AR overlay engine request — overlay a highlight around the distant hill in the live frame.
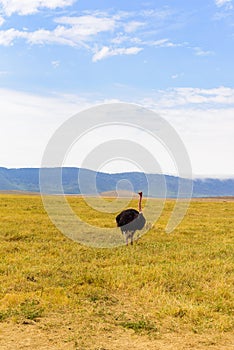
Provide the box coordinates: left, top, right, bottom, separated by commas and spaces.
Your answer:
0, 167, 233, 198
100, 190, 138, 198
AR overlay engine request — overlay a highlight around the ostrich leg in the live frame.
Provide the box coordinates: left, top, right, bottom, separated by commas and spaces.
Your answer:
126, 232, 129, 246
130, 231, 135, 245
122, 231, 128, 246
125, 231, 131, 246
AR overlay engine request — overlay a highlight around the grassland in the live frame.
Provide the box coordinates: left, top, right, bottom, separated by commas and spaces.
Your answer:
0, 194, 233, 349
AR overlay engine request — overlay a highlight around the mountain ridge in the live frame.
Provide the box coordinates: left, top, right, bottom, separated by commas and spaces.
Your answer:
0, 167, 233, 198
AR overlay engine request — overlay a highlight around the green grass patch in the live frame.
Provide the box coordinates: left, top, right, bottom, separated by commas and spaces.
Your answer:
120, 319, 158, 333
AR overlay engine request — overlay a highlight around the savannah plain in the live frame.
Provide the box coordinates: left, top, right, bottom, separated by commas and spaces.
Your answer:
0, 194, 233, 349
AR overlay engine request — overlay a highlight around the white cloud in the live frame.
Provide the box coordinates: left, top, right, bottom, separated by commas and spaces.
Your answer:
111, 34, 130, 44
193, 47, 214, 56
139, 89, 234, 176
0, 28, 25, 45
0, 15, 5, 26
0, 0, 75, 16
0, 14, 117, 47
111, 33, 142, 45
51, 60, 60, 68
215, 0, 233, 8
141, 8, 173, 20
124, 21, 145, 33
149, 40, 212, 56
0, 88, 91, 167
0, 87, 233, 176
26, 27, 77, 46
140, 86, 234, 108
0, 26, 88, 47
151, 38, 169, 46
162, 107, 234, 177
54, 15, 116, 37
92, 46, 143, 62
178, 86, 234, 105
0, 27, 68, 46
171, 73, 184, 80
147, 38, 185, 48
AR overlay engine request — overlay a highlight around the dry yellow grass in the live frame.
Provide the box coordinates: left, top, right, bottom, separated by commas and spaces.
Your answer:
0, 194, 233, 349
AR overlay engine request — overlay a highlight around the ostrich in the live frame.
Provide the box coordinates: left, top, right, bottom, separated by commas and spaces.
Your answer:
116, 192, 146, 246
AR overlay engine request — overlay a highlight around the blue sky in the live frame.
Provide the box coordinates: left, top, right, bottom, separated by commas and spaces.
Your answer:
0, 0, 233, 177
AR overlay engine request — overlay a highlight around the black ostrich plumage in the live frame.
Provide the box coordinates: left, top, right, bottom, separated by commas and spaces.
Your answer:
116, 208, 145, 234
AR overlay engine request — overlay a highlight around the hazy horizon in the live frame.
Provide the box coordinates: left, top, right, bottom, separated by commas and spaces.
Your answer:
1, 165, 233, 180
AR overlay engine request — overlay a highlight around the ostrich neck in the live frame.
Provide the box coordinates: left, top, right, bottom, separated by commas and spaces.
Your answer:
138, 195, 142, 212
